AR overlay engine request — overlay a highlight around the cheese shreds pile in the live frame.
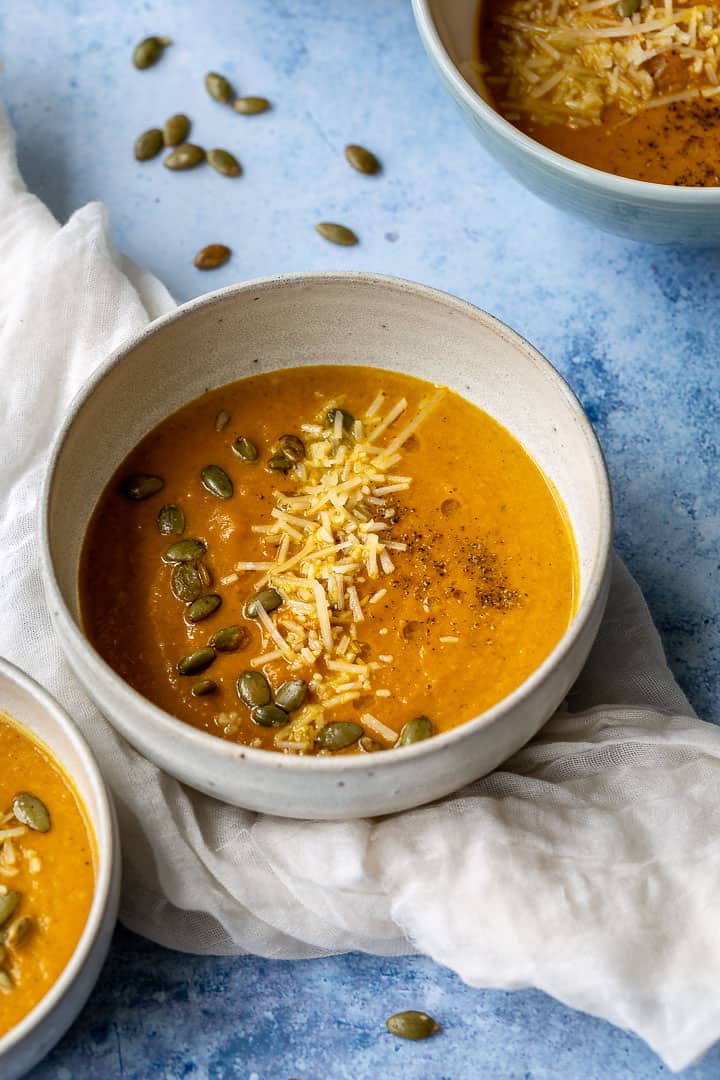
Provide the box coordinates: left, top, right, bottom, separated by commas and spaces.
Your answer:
0, 811, 41, 879
484, 0, 720, 127
224, 387, 445, 753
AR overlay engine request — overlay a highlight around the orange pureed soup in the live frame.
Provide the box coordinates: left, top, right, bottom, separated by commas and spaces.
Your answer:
478, 0, 720, 185
0, 713, 95, 1037
79, 366, 577, 756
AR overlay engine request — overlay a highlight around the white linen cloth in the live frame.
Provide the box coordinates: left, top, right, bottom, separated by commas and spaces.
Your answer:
1, 104, 720, 1072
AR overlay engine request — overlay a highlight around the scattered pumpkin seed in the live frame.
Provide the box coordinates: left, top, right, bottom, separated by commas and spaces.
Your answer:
326, 408, 354, 432
245, 588, 282, 618
6, 916, 34, 949
177, 647, 216, 675
210, 625, 248, 652
164, 144, 206, 170
205, 71, 233, 104
251, 703, 289, 727
359, 736, 382, 753
232, 436, 258, 461
171, 562, 203, 603
232, 96, 271, 115
194, 244, 231, 270
386, 1011, 440, 1040
316, 721, 363, 751
208, 148, 242, 177
186, 593, 222, 623
345, 144, 381, 175
201, 464, 233, 499
315, 222, 358, 246
132, 35, 172, 70
267, 452, 292, 473
617, 0, 641, 15
157, 504, 185, 536
121, 474, 164, 500
192, 678, 218, 697
278, 434, 305, 463
164, 113, 191, 146
134, 128, 164, 161
0, 969, 12, 993
13, 793, 50, 833
237, 670, 271, 708
215, 410, 231, 432
397, 715, 434, 747
165, 537, 207, 563
0, 892, 20, 927
274, 679, 307, 713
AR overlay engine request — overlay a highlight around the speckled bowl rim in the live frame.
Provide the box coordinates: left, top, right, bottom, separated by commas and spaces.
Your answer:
40, 270, 613, 774
0, 657, 118, 1058
412, 0, 720, 203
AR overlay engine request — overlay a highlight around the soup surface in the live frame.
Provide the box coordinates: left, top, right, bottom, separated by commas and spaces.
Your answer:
80, 365, 577, 756
0, 713, 95, 1037
478, 0, 720, 185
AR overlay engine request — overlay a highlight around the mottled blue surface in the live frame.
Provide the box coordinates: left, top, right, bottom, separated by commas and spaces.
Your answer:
3, 0, 720, 1077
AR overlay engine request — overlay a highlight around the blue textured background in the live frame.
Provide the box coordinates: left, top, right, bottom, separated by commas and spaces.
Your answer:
2, 0, 719, 1077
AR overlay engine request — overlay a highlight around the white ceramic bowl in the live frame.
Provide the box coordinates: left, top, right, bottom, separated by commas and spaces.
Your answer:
0, 658, 120, 1080
41, 272, 612, 820
412, 0, 720, 244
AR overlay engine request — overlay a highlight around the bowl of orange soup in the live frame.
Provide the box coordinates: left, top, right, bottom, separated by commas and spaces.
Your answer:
412, 0, 720, 244
40, 272, 611, 819
0, 657, 119, 1080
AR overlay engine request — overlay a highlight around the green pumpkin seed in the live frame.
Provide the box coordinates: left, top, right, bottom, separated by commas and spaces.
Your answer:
177, 647, 216, 675
164, 144, 206, 170
251, 704, 289, 728
210, 625, 248, 653
13, 793, 50, 832
215, 410, 231, 432
171, 563, 203, 603
164, 113, 191, 146
186, 593, 222, 623
201, 464, 233, 499
316, 721, 363, 751
232, 436, 258, 461
359, 736, 382, 753
0, 892, 20, 927
0, 969, 12, 992
121, 474, 164, 500
396, 715, 434, 747
192, 678, 218, 697
134, 128, 164, 161
194, 244, 231, 270
345, 144, 381, 175
267, 452, 292, 473
278, 434, 305, 463
326, 408, 355, 433
245, 588, 282, 618
6, 916, 34, 949
165, 538, 207, 563
205, 71, 233, 104
617, 0, 640, 14
157, 504, 185, 536
315, 222, 358, 246
132, 35, 172, 70
386, 1011, 440, 1040
208, 148, 242, 177
274, 679, 307, 713
237, 670, 271, 708
232, 96, 271, 115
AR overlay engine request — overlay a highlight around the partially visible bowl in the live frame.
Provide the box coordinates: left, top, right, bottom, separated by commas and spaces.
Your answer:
41, 271, 612, 820
412, 0, 720, 245
0, 657, 119, 1080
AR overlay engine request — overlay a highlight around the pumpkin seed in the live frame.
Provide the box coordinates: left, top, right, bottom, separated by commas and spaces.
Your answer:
386, 1011, 440, 1040
267, 452, 292, 473
192, 678, 218, 697
316, 721, 363, 751
215, 410, 231, 432
121, 474, 164, 500
6, 916, 34, 949
278, 434, 305, 463
0, 892, 20, 927
345, 144, 381, 175
236, 670, 271, 708
194, 244, 231, 270
326, 408, 354, 432
396, 715, 433, 747
164, 144, 206, 170
205, 71, 233, 104
245, 588, 282, 618
210, 625, 248, 652
132, 35, 171, 70
157, 504, 185, 536
164, 113, 191, 146
315, 222, 358, 246
177, 647, 216, 675
186, 593, 222, 623
232, 436, 258, 461
201, 464, 233, 499
171, 563, 203, 603
232, 96, 271, 115
13, 793, 50, 832
251, 703, 289, 727
0, 969, 12, 992
359, 736, 382, 753
208, 148, 242, 177
165, 538, 207, 563
617, 0, 640, 14
274, 679, 307, 713
134, 128, 164, 161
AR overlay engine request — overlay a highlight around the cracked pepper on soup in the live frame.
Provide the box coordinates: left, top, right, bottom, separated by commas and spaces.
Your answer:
476, 0, 720, 186
79, 365, 577, 756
